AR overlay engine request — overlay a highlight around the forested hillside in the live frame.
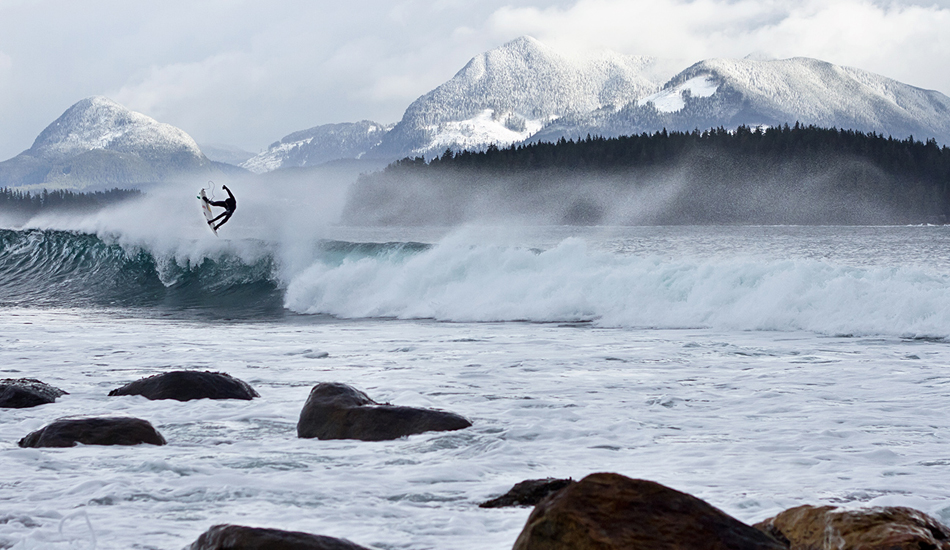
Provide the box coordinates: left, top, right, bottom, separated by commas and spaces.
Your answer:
343, 125, 950, 226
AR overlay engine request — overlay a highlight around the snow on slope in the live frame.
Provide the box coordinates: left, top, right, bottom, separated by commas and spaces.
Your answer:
242, 121, 393, 173
560, 57, 950, 143
30, 96, 204, 161
369, 36, 681, 159
637, 75, 719, 113
691, 57, 950, 134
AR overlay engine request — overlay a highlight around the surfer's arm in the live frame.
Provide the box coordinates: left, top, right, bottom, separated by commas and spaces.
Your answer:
223, 185, 234, 200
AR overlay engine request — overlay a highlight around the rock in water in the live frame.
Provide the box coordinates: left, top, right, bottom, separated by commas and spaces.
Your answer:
188, 524, 371, 550
18, 417, 167, 448
512, 473, 787, 550
296, 382, 472, 441
480, 478, 575, 508
0, 378, 67, 408
109, 371, 259, 401
753, 504, 950, 550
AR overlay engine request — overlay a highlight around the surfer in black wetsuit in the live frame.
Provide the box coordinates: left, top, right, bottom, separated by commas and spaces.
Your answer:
204, 184, 236, 231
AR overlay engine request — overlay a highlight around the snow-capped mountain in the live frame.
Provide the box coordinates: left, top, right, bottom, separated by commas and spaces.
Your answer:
367, 36, 681, 159
0, 96, 226, 190
533, 56, 950, 144
241, 120, 393, 174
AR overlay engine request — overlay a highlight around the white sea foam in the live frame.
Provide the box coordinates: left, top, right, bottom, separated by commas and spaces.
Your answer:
285, 231, 950, 338
3, 308, 950, 549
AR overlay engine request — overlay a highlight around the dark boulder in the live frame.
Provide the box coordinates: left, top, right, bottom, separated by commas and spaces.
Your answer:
753, 504, 950, 550
296, 382, 471, 441
18, 416, 167, 448
480, 478, 575, 508
512, 472, 787, 550
0, 378, 67, 408
108, 370, 259, 401
188, 524, 371, 550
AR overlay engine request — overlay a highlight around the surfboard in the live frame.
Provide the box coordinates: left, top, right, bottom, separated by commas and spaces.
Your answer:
198, 189, 218, 236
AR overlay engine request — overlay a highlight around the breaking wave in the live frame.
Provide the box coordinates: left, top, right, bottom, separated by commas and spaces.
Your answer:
284, 234, 950, 338
3, 228, 949, 336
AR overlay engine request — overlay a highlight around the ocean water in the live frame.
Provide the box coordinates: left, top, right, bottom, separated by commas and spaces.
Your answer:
2, 220, 950, 549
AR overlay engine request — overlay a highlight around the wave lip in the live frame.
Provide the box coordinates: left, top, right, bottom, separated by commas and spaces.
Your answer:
285, 236, 950, 338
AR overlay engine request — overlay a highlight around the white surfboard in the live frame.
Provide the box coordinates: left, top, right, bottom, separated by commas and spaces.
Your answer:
198, 189, 218, 236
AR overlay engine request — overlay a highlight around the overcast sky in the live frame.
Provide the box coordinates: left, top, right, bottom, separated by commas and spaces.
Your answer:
1, 0, 949, 160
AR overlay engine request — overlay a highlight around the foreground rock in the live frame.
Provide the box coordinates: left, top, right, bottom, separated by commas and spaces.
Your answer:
109, 371, 259, 401
513, 473, 786, 550
18, 417, 167, 448
754, 504, 950, 550
480, 478, 574, 508
297, 382, 472, 441
0, 378, 67, 408
188, 524, 371, 550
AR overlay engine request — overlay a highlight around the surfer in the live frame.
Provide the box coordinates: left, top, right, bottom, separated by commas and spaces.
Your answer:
203, 184, 236, 231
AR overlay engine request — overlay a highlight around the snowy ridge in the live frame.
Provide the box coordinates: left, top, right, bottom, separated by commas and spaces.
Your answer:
369, 36, 680, 159
550, 56, 950, 143
688, 57, 950, 134
30, 96, 204, 161
242, 120, 393, 173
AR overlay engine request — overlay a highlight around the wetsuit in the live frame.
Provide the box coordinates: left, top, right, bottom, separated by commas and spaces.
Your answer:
205, 185, 236, 230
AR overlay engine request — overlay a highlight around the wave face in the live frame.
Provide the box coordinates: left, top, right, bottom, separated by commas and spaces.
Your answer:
0, 229, 283, 316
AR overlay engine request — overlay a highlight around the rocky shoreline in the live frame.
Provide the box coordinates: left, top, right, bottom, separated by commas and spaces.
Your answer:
6, 373, 950, 549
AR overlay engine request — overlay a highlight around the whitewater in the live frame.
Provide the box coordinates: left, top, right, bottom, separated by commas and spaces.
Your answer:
2, 192, 950, 549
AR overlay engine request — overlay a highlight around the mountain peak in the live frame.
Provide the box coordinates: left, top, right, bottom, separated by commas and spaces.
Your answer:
30, 96, 203, 161
370, 37, 677, 159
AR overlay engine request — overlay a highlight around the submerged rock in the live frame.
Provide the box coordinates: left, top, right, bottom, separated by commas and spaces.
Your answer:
18, 416, 167, 448
512, 472, 787, 550
108, 370, 259, 401
296, 382, 472, 441
753, 504, 950, 550
480, 478, 575, 508
0, 378, 67, 408
188, 524, 371, 550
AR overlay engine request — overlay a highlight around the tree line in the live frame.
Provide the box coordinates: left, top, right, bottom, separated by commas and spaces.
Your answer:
390, 124, 950, 183
0, 187, 143, 215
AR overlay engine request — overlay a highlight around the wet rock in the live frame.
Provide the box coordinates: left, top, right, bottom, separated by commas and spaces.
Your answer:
0, 378, 67, 408
108, 370, 259, 401
17, 416, 167, 448
753, 504, 950, 550
512, 472, 787, 550
187, 524, 371, 550
480, 478, 575, 508
296, 382, 472, 441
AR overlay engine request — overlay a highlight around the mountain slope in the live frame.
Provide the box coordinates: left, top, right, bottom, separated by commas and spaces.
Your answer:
241, 120, 393, 174
0, 96, 218, 190
534, 57, 950, 143
368, 36, 680, 159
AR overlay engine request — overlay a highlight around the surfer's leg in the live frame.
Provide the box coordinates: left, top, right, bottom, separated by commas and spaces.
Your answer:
209, 211, 227, 223
213, 211, 233, 230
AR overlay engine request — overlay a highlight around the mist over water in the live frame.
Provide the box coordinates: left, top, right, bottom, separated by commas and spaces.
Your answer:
343, 153, 917, 226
